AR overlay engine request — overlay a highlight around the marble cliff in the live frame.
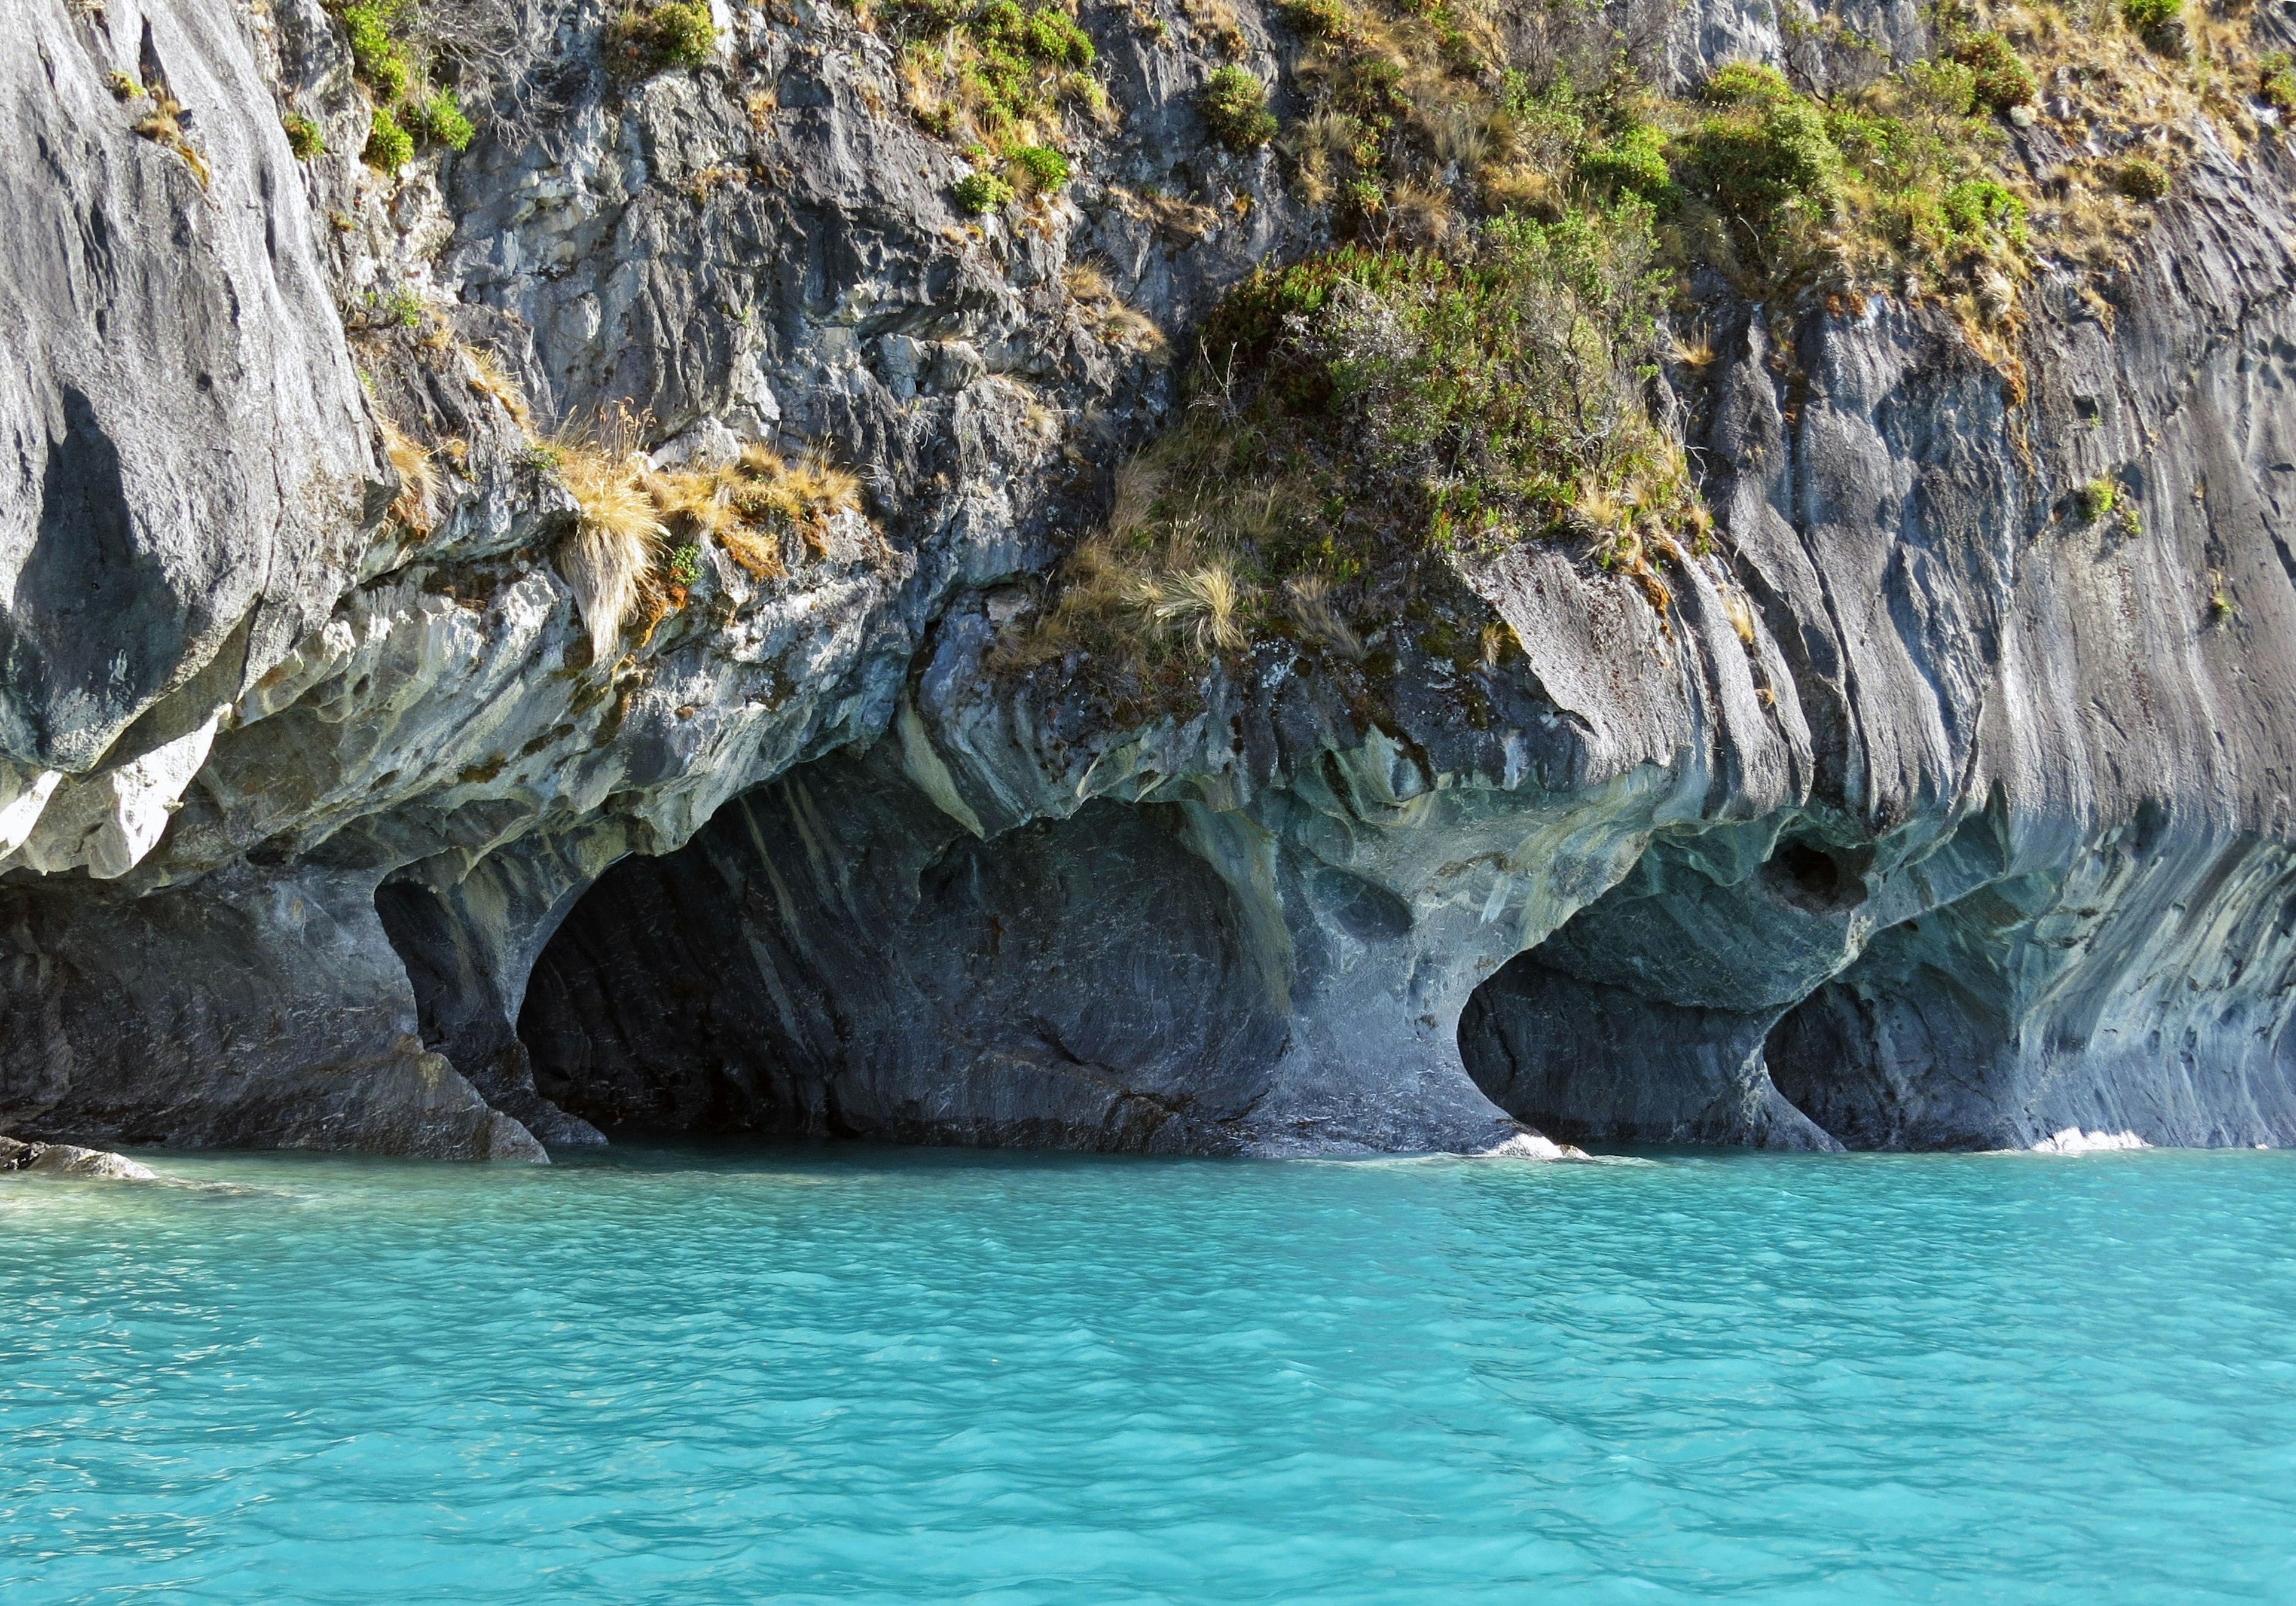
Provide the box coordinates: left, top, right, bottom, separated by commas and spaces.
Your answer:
5, 0, 2296, 1159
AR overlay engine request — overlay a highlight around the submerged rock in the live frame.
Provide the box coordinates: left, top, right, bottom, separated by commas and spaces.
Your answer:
0, 1136, 159, 1180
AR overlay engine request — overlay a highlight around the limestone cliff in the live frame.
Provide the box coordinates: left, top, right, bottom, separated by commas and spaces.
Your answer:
4, 0, 2295, 1159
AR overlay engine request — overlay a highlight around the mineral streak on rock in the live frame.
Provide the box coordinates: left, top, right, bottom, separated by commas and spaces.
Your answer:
4, 0, 2296, 1159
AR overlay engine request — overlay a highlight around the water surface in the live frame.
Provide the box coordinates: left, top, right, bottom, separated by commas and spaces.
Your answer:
5, 1142, 2294, 1603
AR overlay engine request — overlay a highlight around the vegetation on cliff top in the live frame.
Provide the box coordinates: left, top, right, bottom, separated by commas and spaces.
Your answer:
1002, 0, 2289, 699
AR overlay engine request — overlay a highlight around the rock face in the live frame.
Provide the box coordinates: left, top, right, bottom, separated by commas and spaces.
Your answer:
3, 0, 2296, 1159
0, 1134, 159, 1180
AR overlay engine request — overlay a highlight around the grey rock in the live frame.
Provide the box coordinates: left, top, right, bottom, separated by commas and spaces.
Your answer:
0, 1135, 159, 1179
5, 0, 2296, 1162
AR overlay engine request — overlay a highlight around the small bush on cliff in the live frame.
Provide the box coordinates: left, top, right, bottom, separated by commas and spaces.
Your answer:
1009, 144, 1070, 191
2079, 477, 2118, 521
363, 105, 414, 170
1677, 65, 1846, 243
2115, 157, 2170, 200
2262, 53, 2296, 114
282, 114, 326, 160
1007, 199, 1691, 679
1200, 66, 1277, 149
343, 1, 414, 101
2121, 0, 2185, 51
1950, 33, 2037, 114
954, 170, 1015, 213
606, 1, 717, 74
406, 88, 474, 151
889, 0, 1100, 152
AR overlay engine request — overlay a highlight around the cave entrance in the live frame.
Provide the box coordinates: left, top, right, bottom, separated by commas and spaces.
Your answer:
1457, 829, 1873, 1150
512, 749, 1287, 1151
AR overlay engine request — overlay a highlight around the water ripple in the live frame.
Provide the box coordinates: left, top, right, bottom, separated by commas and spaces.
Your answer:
4, 1145, 2294, 1602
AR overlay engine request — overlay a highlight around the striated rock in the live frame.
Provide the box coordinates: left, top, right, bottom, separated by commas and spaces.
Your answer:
3, 0, 2296, 1163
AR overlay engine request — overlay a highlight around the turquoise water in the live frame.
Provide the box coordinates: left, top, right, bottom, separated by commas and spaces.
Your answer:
5, 1144, 2295, 1604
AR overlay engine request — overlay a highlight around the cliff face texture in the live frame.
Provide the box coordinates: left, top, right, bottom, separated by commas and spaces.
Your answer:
5, 0, 2295, 1159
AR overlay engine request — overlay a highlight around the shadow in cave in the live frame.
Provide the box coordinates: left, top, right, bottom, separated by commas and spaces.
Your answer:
1458, 827, 1877, 1151
511, 749, 1289, 1152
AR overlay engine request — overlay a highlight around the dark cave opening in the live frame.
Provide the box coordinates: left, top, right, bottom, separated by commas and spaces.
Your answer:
1457, 830, 1883, 1150
506, 752, 1289, 1151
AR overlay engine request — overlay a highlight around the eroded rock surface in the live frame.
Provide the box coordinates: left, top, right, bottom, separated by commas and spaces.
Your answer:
2, 0, 2295, 1159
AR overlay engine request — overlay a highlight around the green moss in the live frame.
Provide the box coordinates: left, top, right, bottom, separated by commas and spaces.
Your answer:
954, 170, 1016, 212
407, 88, 474, 151
1200, 65, 1277, 149
667, 544, 704, 587
362, 105, 413, 171
605, 1, 716, 76
2121, 0, 2180, 29
282, 114, 326, 160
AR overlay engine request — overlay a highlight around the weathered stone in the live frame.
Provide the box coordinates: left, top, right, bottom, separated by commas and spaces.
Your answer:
4, 0, 2296, 1162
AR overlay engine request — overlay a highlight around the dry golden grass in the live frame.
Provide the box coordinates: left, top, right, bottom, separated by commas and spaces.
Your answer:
1181, 0, 1247, 58
462, 344, 532, 430
1388, 180, 1458, 246
554, 439, 667, 659
1669, 327, 1718, 370
1102, 304, 1168, 354
380, 419, 436, 534
1286, 572, 1365, 660
1478, 621, 1514, 670
132, 91, 210, 189
1142, 560, 1247, 655
1062, 262, 1111, 302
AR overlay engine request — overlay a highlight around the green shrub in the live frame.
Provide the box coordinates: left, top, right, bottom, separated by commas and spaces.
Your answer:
2078, 477, 2117, 521
1009, 145, 1070, 191
407, 88, 475, 151
1940, 179, 2026, 249
1905, 57, 1981, 117
2260, 52, 2296, 113
1679, 63, 1844, 236
954, 170, 1015, 212
282, 114, 326, 160
1274, 0, 1352, 41
1577, 123, 1672, 203
934, 4, 1096, 136
1196, 201, 1680, 555
1950, 33, 2037, 112
2121, 0, 2184, 50
2115, 157, 2170, 200
342, 2, 413, 101
1200, 65, 1277, 149
606, 1, 717, 75
363, 105, 413, 170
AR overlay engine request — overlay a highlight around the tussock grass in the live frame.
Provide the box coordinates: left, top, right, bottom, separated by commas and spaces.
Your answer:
461, 344, 531, 429
553, 436, 668, 660
380, 418, 437, 533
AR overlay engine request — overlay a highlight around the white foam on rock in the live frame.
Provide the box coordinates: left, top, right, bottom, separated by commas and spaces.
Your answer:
2029, 1128, 2151, 1155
